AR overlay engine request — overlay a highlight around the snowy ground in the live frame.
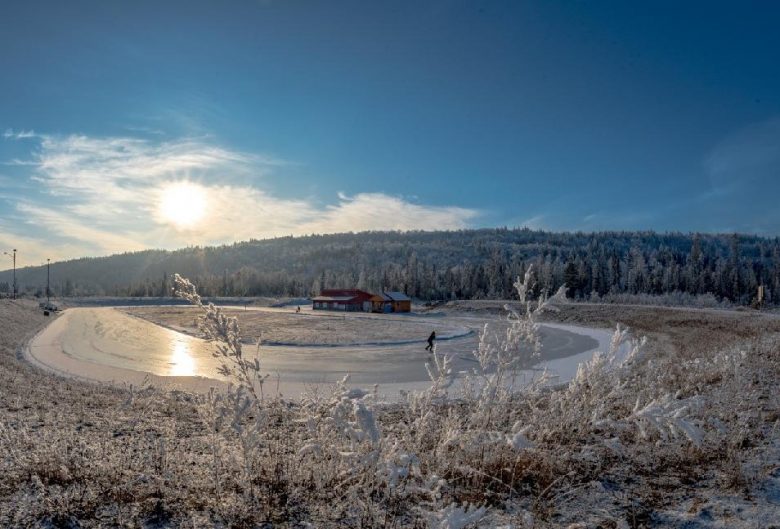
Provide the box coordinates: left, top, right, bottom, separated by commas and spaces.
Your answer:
2, 298, 779, 527
123, 304, 473, 346
26, 306, 605, 400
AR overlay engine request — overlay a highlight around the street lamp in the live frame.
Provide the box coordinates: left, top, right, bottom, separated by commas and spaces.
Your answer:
46, 258, 51, 304
3, 249, 16, 300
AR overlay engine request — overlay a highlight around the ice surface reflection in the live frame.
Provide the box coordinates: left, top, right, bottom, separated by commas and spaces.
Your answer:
169, 340, 196, 376
32, 308, 607, 400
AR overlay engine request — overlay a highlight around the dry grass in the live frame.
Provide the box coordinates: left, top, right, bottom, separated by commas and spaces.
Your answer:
540, 302, 780, 358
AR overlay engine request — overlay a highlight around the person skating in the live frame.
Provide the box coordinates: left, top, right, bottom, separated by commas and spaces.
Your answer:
425, 330, 436, 352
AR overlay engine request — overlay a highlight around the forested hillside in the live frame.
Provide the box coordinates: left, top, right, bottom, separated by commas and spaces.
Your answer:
2, 229, 778, 305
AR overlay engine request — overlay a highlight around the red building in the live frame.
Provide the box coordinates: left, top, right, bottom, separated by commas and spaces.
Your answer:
312, 289, 381, 312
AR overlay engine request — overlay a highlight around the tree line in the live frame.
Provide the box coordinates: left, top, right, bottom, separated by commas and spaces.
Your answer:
2, 229, 778, 305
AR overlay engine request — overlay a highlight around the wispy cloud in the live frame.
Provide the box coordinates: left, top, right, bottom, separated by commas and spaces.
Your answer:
684, 116, 780, 233
535, 117, 780, 235
1, 132, 479, 262
0, 220, 88, 265
704, 116, 780, 190
302, 192, 477, 234
16, 203, 148, 255
3, 128, 38, 140
1, 159, 39, 166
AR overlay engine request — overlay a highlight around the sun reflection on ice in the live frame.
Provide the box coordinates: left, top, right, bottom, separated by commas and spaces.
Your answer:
169, 340, 196, 376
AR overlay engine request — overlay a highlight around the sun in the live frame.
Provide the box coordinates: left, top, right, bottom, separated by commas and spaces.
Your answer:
159, 182, 207, 228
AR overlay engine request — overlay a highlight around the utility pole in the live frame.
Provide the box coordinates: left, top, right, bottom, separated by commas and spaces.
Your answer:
3, 249, 16, 300
47, 258, 51, 304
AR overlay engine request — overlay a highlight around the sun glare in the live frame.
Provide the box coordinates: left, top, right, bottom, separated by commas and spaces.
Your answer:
159, 182, 207, 228
169, 340, 196, 376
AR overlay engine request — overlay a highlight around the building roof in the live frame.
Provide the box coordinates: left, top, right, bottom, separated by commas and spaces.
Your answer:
320, 289, 373, 298
312, 296, 355, 302
382, 291, 411, 301
314, 289, 377, 303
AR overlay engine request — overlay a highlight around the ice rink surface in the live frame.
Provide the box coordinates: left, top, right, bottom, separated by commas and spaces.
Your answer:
26, 306, 610, 399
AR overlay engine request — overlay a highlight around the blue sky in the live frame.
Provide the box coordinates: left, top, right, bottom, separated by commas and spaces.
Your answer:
1, 1, 779, 264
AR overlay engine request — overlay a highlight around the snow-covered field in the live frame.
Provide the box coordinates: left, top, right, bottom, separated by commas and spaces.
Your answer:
2, 289, 779, 528
25, 305, 604, 399
123, 304, 474, 346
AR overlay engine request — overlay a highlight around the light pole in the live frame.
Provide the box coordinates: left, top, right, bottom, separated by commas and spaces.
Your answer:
3, 249, 16, 300
46, 258, 51, 304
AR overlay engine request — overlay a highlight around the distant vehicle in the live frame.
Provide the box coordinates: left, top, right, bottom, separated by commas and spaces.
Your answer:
39, 301, 60, 312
